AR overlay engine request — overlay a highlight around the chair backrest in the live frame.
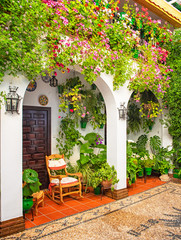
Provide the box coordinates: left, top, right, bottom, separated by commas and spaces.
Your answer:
45, 154, 66, 179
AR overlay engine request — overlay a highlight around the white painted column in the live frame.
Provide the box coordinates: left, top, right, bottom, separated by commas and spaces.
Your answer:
96, 74, 132, 190
0, 75, 28, 221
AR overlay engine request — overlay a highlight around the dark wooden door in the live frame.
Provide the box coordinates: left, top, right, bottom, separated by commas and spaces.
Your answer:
23, 106, 51, 189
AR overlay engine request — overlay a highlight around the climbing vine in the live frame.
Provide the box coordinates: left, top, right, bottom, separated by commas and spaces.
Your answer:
163, 29, 181, 166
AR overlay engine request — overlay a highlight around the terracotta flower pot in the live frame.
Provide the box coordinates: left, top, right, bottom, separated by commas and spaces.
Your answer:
101, 180, 112, 189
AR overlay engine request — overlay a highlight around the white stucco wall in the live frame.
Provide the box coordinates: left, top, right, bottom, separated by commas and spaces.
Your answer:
23, 70, 105, 159
0, 74, 28, 221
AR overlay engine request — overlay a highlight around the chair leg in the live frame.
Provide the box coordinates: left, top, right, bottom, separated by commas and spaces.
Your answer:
60, 188, 64, 203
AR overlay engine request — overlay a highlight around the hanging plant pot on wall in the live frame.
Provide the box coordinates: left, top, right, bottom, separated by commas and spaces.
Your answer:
91, 84, 97, 90
99, 124, 104, 129
80, 120, 87, 129
57, 85, 64, 94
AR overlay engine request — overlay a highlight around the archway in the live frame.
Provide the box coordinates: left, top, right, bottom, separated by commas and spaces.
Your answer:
0, 69, 133, 233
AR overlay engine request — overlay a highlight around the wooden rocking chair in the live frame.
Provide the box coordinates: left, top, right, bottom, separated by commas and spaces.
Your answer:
45, 154, 82, 204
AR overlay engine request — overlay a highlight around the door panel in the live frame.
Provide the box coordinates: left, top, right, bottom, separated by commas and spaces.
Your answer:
23, 106, 51, 189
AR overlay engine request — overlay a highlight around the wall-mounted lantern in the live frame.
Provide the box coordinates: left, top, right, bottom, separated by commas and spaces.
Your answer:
5, 86, 21, 114
118, 102, 127, 120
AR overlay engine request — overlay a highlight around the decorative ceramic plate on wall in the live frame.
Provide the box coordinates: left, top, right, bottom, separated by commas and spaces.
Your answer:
26, 80, 37, 92
39, 95, 48, 106
41, 71, 51, 83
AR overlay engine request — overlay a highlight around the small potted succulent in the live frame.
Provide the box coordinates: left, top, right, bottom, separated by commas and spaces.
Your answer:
23, 169, 41, 212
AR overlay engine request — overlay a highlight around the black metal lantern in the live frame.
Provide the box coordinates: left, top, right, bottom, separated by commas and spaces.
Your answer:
49, 75, 58, 87
118, 102, 127, 120
5, 86, 21, 114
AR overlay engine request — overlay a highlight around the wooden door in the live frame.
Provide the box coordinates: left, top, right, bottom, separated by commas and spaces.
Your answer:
23, 106, 51, 189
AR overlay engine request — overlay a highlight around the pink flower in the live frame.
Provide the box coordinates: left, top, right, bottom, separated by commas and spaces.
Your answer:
70, 109, 74, 113
58, 116, 61, 118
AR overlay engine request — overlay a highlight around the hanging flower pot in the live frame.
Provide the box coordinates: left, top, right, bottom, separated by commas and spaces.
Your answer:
68, 104, 74, 112
91, 84, 97, 90
57, 85, 64, 94
99, 124, 104, 129
131, 49, 140, 59
80, 120, 87, 129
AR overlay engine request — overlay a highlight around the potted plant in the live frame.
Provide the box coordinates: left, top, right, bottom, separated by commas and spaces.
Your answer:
156, 158, 174, 175
143, 154, 155, 176
23, 169, 41, 213
90, 163, 119, 192
127, 142, 140, 184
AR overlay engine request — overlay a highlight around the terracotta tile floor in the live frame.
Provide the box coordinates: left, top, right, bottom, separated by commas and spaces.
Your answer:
25, 176, 166, 229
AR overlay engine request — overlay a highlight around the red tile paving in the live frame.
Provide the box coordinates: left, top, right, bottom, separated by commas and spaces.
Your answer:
25, 176, 166, 229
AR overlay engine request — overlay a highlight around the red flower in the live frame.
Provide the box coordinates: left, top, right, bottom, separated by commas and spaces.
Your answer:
169, 39, 172, 42
116, 7, 119, 11
67, 68, 70, 73
70, 109, 74, 113
85, 3, 88, 7
97, 32, 102, 35
102, 7, 105, 10
54, 71, 57, 76
100, 19, 104, 22
97, 24, 102, 27
95, 7, 99, 11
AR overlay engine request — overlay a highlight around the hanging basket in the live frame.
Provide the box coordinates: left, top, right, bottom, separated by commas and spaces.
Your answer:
57, 85, 64, 94
80, 120, 87, 129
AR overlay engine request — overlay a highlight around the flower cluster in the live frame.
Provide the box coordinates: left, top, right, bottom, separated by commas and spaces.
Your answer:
0, 0, 173, 105
95, 135, 103, 145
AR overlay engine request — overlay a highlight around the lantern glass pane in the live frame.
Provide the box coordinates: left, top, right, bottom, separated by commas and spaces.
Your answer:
12, 99, 18, 111
6, 99, 11, 111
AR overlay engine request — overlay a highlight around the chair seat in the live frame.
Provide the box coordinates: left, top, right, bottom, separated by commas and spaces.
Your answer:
51, 177, 79, 186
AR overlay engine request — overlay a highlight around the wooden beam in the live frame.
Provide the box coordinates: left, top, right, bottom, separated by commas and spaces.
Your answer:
133, 0, 181, 28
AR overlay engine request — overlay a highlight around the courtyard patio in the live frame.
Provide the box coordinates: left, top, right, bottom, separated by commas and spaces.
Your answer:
25, 175, 166, 229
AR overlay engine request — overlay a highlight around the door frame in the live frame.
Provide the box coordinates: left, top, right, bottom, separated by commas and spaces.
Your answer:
23, 105, 51, 159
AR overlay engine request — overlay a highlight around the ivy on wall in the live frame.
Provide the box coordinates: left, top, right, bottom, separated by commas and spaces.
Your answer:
164, 29, 181, 165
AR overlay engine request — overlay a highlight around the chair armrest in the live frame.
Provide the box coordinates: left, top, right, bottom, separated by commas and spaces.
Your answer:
50, 175, 67, 179
67, 172, 82, 178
